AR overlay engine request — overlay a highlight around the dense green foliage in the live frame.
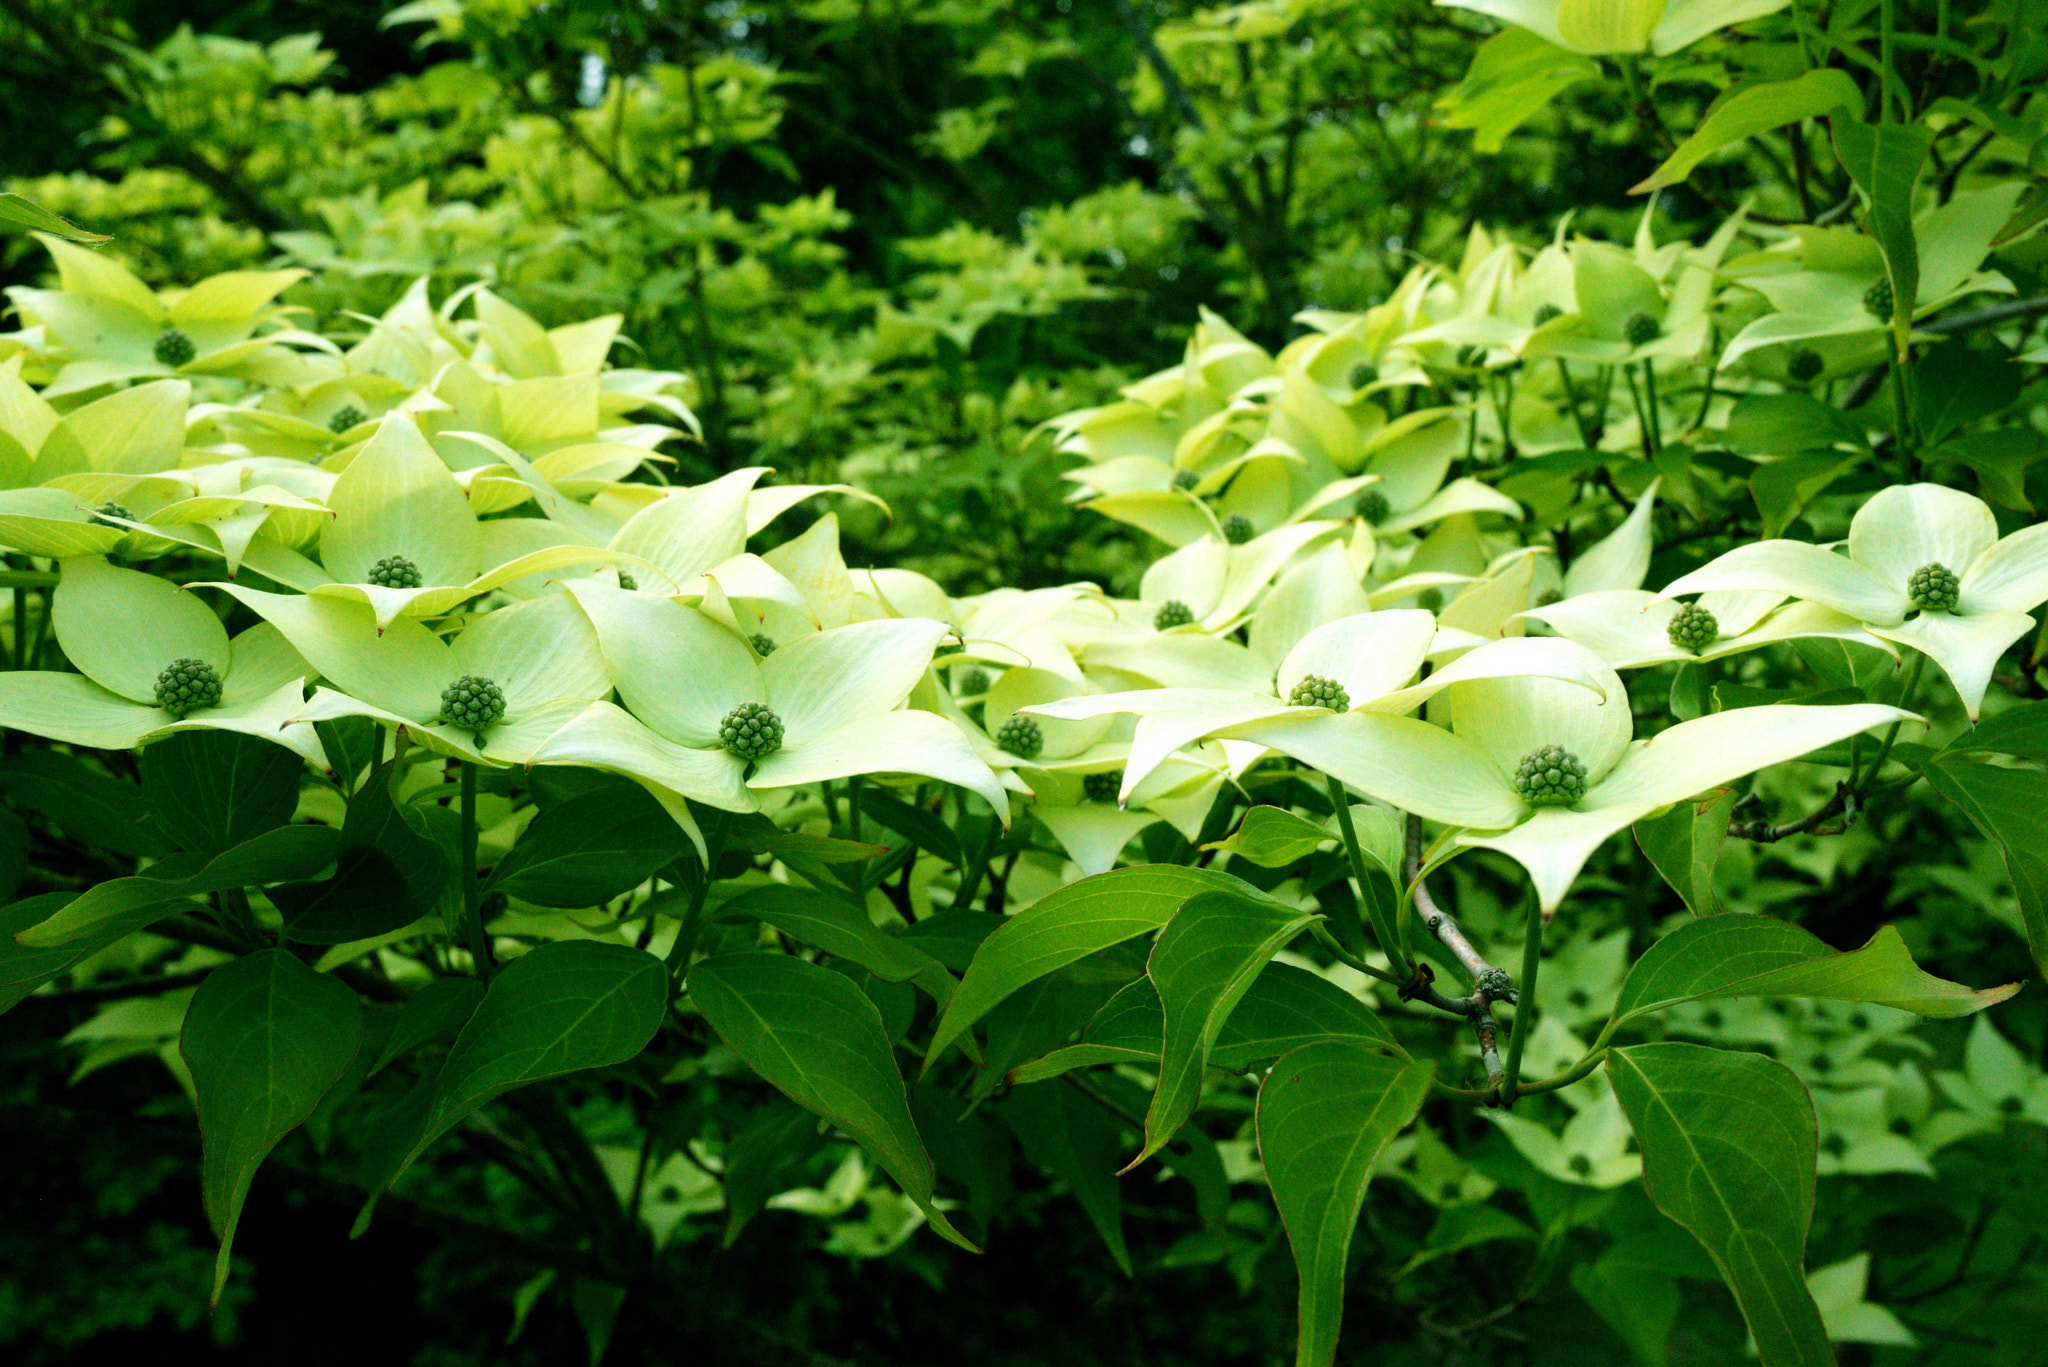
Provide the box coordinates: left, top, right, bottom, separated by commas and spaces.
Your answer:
4, 2, 2048, 1366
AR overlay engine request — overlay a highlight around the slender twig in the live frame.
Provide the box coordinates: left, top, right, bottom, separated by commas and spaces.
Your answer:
1500, 888, 1544, 1104
17, 966, 213, 1005
1728, 785, 1854, 842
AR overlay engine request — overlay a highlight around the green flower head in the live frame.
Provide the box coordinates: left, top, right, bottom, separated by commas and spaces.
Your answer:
1171, 468, 1201, 492
1863, 275, 1894, 320
1355, 489, 1390, 525
749, 633, 777, 657
996, 714, 1043, 759
1623, 311, 1661, 347
153, 328, 196, 368
440, 674, 506, 740
154, 658, 222, 717
1786, 347, 1825, 384
1222, 514, 1255, 545
1287, 674, 1350, 712
329, 403, 369, 435
366, 554, 424, 589
92, 500, 136, 528
1666, 602, 1718, 654
1513, 745, 1587, 808
719, 701, 784, 760
1907, 562, 1959, 614
1531, 303, 1563, 327
1082, 769, 1123, 804
1153, 599, 1195, 631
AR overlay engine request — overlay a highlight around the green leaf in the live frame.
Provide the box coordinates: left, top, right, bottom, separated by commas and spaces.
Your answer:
1212, 962, 1404, 1069
180, 949, 363, 1305
721, 1095, 821, 1246
715, 883, 954, 1001
1720, 393, 1867, 457
970, 966, 1125, 1102
1607, 1042, 1833, 1367
390, 942, 667, 1181
1830, 116, 1933, 351
1, 196, 111, 243
1749, 451, 1867, 538
1914, 339, 2023, 444
482, 784, 688, 909
16, 825, 341, 948
1932, 429, 2048, 512
2, 891, 174, 1014
923, 864, 1264, 1070
370, 976, 485, 1076
1634, 70, 1861, 194
1400, 1202, 1537, 1277
142, 730, 304, 856
1436, 28, 1599, 153
1921, 756, 2048, 977
1258, 1041, 1434, 1367
1632, 788, 1735, 915
688, 952, 976, 1251
1609, 914, 2019, 1031
1135, 891, 1320, 1168
1202, 805, 1330, 868
0, 751, 167, 858
1942, 700, 2048, 761
856, 786, 963, 866
273, 760, 448, 945
999, 1078, 1135, 1276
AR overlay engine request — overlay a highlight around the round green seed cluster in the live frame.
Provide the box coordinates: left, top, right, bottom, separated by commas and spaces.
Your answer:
749, 633, 777, 657
1623, 311, 1661, 347
1355, 489, 1390, 525
366, 554, 424, 589
154, 658, 222, 717
1222, 514, 1255, 545
1171, 468, 1201, 491
1786, 347, 1825, 384
996, 714, 1043, 759
1287, 673, 1350, 712
1531, 303, 1563, 327
616, 572, 637, 591
1082, 769, 1123, 803
1513, 745, 1587, 808
719, 701, 784, 760
1349, 362, 1379, 389
1907, 561, 1959, 614
1666, 602, 1719, 654
955, 666, 989, 696
440, 674, 506, 738
1153, 599, 1195, 631
1863, 275, 1894, 320
92, 500, 136, 527
1416, 587, 1444, 613
328, 404, 368, 434
153, 328, 196, 367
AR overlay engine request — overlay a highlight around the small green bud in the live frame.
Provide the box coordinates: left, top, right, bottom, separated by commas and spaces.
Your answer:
617, 572, 637, 591
749, 633, 777, 657
1786, 347, 1825, 384
1153, 599, 1195, 631
719, 701, 784, 760
1222, 514, 1255, 545
955, 666, 989, 696
1475, 966, 1517, 1002
1531, 303, 1564, 327
366, 554, 423, 590
153, 328, 196, 367
996, 714, 1043, 759
1863, 275, 1894, 320
439, 674, 506, 741
1417, 588, 1444, 613
328, 404, 368, 435
1513, 744, 1586, 808
92, 500, 136, 528
1287, 673, 1350, 712
154, 657, 222, 717
1348, 362, 1379, 389
1907, 562, 1959, 614
1666, 601, 1718, 654
1354, 489, 1390, 525
1082, 769, 1123, 804
1171, 468, 1201, 492
1623, 311, 1661, 347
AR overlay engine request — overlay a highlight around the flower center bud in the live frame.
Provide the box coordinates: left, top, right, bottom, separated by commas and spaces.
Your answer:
92, 500, 136, 528
440, 674, 506, 741
1513, 745, 1587, 808
1863, 275, 1894, 320
1222, 514, 1255, 545
955, 666, 989, 697
1623, 311, 1661, 347
1666, 602, 1718, 654
1153, 600, 1195, 631
749, 633, 777, 657
1907, 562, 1959, 614
1082, 769, 1123, 804
719, 701, 783, 760
616, 572, 637, 591
1287, 674, 1350, 712
1354, 489, 1390, 525
328, 404, 368, 435
153, 328, 196, 367
996, 714, 1043, 760
1416, 587, 1444, 613
1786, 347, 1825, 384
155, 658, 222, 717
366, 554, 424, 589
1171, 468, 1201, 492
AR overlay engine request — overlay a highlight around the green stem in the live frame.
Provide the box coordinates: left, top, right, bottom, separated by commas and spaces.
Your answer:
217, 886, 265, 949
819, 779, 841, 832
1437, 1047, 1607, 1101
1641, 361, 1664, 454
1310, 922, 1402, 985
1880, 0, 1898, 121
1500, 886, 1544, 1104
10, 587, 22, 670
1888, 339, 1917, 480
847, 774, 864, 843
459, 762, 494, 981
1859, 649, 1926, 790
1326, 774, 1410, 978
1555, 359, 1594, 447
666, 814, 725, 981
0, 571, 58, 590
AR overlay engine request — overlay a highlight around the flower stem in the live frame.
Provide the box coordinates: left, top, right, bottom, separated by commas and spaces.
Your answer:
1500, 886, 1544, 1104
1858, 648, 1925, 790
1327, 774, 1410, 978
459, 761, 494, 981
666, 813, 725, 982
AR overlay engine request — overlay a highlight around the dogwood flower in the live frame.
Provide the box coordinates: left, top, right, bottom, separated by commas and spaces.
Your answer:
0, 556, 320, 760
1240, 641, 1911, 910
1658, 484, 2048, 716
1438, 0, 1793, 56
528, 586, 1009, 849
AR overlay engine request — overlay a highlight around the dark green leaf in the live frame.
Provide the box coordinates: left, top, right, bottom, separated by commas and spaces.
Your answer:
856, 787, 963, 866
483, 784, 688, 909
1258, 1041, 1433, 1367
1212, 962, 1404, 1069
688, 952, 975, 1251
1202, 805, 1329, 868
315, 717, 382, 795
0, 192, 111, 243
1922, 756, 2048, 977
1720, 393, 1867, 456
142, 730, 303, 856
2, 891, 176, 1014
181, 949, 362, 1304
275, 760, 447, 945
1830, 116, 1933, 350
1915, 339, 2022, 443
716, 883, 953, 1001
371, 976, 486, 1076
1608, 1042, 1833, 1367
1749, 452, 1866, 538
999, 1078, 1134, 1276
0, 751, 166, 858
1943, 700, 2048, 761
972, 969, 1123, 1101
1633, 69, 1861, 194
0, 807, 29, 903
721, 1095, 821, 1246
1400, 1202, 1537, 1277
1933, 429, 2048, 511
1632, 788, 1735, 915
898, 907, 1002, 972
